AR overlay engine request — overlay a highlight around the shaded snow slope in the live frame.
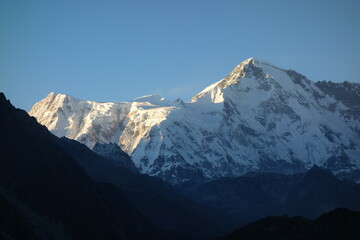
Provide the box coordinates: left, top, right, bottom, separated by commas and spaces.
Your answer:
29, 58, 360, 183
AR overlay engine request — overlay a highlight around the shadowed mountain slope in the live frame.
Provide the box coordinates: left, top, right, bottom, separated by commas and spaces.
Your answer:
179, 166, 360, 226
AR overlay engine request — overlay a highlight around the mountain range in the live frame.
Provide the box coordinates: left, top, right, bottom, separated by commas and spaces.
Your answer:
29, 58, 360, 183
2, 87, 360, 239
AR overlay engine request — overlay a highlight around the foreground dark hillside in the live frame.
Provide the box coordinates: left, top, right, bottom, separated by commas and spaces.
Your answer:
0, 93, 164, 240
221, 208, 360, 240
58, 137, 235, 237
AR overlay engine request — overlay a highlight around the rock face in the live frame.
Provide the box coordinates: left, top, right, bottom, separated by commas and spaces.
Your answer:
315, 81, 360, 117
29, 58, 360, 183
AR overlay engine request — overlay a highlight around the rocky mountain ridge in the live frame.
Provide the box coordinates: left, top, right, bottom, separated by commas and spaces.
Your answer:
29, 58, 360, 183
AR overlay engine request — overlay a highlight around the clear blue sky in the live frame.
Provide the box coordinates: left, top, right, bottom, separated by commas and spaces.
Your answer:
1, 0, 359, 111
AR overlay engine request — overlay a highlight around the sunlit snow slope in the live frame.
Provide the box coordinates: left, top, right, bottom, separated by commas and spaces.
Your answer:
29, 58, 360, 183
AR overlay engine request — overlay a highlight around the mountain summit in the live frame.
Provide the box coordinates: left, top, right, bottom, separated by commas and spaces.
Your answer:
191, 57, 269, 102
29, 59, 360, 183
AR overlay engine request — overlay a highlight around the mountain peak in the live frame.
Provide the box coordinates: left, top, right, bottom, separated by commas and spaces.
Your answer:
48, 92, 78, 101
300, 165, 337, 185
307, 164, 328, 175
236, 57, 271, 67
191, 57, 272, 102
47, 91, 56, 97
30, 92, 79, 111
0, 92, 9, 105
242, 56, 255, 64
225, 57, 270, 81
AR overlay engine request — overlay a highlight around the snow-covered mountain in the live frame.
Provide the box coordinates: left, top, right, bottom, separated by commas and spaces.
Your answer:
29, 58, 360, 183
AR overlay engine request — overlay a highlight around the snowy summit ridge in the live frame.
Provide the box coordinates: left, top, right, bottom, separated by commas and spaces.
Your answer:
29, 58, 360, 183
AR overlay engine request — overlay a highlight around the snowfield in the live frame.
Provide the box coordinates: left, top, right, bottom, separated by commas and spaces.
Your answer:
29, 58, 360, 183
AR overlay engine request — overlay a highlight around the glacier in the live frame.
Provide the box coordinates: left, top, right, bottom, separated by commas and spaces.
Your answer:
29, 58, 360, 183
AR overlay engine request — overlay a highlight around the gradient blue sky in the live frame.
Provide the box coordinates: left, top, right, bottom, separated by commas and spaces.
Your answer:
1, 0, 360, 111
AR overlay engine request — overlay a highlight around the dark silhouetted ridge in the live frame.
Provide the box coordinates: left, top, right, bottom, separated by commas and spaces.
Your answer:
221, 208, 360, 240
